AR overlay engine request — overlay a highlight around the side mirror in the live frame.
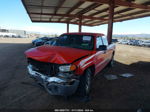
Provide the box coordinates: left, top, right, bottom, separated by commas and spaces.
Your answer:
98, 45, 107, 51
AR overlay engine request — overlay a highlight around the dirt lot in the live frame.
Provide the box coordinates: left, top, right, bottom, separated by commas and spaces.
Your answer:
0, 38, 150, 112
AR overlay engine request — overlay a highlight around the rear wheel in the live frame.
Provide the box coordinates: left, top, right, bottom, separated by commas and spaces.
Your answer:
77, 68, 92, 97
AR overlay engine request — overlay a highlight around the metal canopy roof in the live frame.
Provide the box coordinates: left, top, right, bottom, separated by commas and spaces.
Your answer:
22, 0, 150, 26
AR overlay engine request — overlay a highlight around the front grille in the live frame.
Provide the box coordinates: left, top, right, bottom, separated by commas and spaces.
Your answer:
28, 58, 58, 76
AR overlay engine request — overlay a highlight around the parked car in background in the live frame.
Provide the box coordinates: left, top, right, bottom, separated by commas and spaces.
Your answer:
44, 37, 58, 46
112, 39, 118, 43
128, 40, 139, 46
119, 40, 129, 45
118, 39, 150, 48
32, 37, 54, 46
140, 40, 150, 47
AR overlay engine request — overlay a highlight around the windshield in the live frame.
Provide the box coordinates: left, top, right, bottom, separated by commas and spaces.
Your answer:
53, 35, 94, 50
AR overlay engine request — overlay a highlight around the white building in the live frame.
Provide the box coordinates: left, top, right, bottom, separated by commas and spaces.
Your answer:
0, 28, 27, 38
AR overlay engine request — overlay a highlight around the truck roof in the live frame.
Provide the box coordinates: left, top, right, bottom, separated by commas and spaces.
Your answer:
62, 32, 104, 37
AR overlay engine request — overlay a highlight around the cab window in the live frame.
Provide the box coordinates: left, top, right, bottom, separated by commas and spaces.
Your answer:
102, 36, 108, 46
96, 36, 103, 48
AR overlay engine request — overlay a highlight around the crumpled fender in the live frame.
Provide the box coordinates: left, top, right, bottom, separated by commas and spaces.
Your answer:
73, 53, 96, 75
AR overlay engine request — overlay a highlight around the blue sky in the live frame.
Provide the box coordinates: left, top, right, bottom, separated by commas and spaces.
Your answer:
0, 0, 150, 35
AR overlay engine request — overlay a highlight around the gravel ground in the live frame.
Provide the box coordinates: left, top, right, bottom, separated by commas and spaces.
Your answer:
0, 38, 150, 112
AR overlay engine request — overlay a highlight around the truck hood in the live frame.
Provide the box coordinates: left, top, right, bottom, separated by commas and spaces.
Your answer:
25, 45, 92, 64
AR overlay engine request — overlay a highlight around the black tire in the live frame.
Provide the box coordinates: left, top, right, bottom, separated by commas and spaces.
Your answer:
76, 68, 92, 97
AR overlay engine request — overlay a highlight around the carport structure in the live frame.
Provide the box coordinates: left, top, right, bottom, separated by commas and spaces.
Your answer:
22, 0, 150, 44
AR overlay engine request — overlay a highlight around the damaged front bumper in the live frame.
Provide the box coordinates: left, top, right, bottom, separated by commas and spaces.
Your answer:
27, 64, 79, 96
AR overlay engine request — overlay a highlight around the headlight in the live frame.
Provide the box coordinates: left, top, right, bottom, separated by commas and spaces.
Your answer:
59, 64, 76, 72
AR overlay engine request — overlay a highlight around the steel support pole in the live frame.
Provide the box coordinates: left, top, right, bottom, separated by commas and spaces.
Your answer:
107, 0, 115, 44
79, 17, 82, 32
67, 22, 69, 33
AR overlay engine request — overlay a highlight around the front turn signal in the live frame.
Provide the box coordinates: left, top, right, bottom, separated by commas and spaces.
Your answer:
70, 64, 76, 71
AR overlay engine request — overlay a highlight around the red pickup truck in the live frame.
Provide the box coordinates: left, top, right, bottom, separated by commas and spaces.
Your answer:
25, 33, 115, 97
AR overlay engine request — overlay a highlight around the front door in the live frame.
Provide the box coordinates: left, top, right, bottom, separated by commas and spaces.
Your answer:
95, 36, 108, 74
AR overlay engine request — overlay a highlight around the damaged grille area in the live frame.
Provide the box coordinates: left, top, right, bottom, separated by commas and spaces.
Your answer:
27, 58, 58, 76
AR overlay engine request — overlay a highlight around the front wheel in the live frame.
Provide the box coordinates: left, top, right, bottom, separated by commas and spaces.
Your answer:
76, 68, 92, 97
